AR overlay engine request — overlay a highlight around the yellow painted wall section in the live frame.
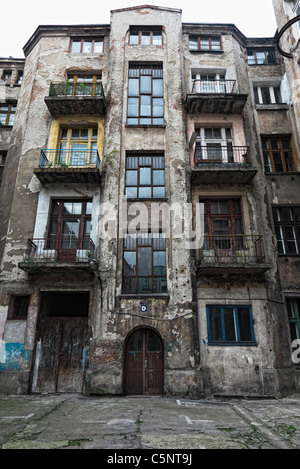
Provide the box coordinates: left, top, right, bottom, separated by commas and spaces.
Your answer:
48, 115, 105, 164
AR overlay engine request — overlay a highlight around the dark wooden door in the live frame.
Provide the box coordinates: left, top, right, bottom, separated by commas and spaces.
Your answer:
32, 317, 88, 393
125, 329, 163, 395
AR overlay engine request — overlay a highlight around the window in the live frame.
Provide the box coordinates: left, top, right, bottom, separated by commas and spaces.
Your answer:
0, 103, 16, 126
207, 305, 255, 344
195, 127, 234, 164
123, 232, 167, 294
59, 127, 98, 166
48, 199, 92, 252
189, 35, 222, 51
262, 135, 296, 173
66, 74, 102, 96
129, 27, 162, 45
254, 85, 283, 104
0, 152, 7, 188
272, 206, 300, 255
287, 299, 300, 343
125, 154, 165, 199
247, 49, 276, 65
12, 296, 30, 320
17, 71, 23, 85
203, 198, 243, 238
1, 70, 12, 84
70, 38, 103, 53
127, 64, 164, 125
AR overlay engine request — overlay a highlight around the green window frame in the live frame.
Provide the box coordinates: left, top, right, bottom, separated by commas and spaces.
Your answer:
287, 298, 300, 343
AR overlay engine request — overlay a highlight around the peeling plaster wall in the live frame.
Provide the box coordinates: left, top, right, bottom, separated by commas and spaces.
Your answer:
0, 6, 298, 397
88, 6, 201, 397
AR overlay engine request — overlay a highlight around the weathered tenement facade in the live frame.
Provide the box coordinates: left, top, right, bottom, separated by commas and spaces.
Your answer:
0, 4, 299, 397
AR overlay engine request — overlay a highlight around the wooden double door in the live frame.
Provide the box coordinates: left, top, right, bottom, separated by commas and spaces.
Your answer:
31, 316, 88, 393
125, 328, 164, 395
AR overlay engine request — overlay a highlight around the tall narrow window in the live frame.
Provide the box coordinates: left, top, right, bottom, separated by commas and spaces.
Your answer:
0, 152, 7, 188
202, 198, 244, 252
12, 296, 30, 320
125, 154, 165, 199
287, 299, 300, 344
127, 64, 164, 125
123, 232, 167, 294
48, 199, 92, 262
272, 206, 300, 255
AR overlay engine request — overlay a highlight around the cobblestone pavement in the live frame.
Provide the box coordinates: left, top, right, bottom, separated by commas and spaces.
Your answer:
1, 393, 300, 452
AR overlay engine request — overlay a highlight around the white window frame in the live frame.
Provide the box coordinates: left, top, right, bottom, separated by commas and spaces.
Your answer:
195, 127, 233, 163
192, 72, 227, 93
254, 85, 282, 104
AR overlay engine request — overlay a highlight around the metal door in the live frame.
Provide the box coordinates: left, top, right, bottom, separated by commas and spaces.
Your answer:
31, 317, 88, 393
125, 328, 163, 395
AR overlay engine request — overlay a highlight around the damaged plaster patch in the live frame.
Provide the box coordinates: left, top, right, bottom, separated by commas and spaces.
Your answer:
27, 175, 41, 194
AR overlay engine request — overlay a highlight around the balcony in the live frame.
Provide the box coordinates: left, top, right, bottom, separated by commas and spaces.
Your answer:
191, 144, 257, 184
19, 237, 96, 274
34, 149, 101, 184
185, 80, 248, 114
197, 234, 270, 276
44, 82, 106, 116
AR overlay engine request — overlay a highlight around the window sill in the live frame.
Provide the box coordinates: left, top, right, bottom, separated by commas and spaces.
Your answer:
125, 124, 166, 129
248, 62, 279, 66
208, 342, 257, 346
189, 49, 224, 54
265, 171, 300, 176
125, 197, 168, 202
278, 254, 300, 257
120, 293, 169, 299
255, 104, 289, 111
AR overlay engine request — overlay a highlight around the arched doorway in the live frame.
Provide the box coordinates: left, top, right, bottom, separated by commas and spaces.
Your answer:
125, 328, 164, 395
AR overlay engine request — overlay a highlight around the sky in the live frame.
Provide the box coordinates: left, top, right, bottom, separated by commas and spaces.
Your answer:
2, 0, 277, 58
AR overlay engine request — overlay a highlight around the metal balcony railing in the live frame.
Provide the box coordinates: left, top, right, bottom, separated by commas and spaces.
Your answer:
200, 234, 265, 264
24, 237, 95, 263
49, 82, 104, 98
191, 80, 237, 94
194, 145, 251, 167
39, 149, 100, 169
